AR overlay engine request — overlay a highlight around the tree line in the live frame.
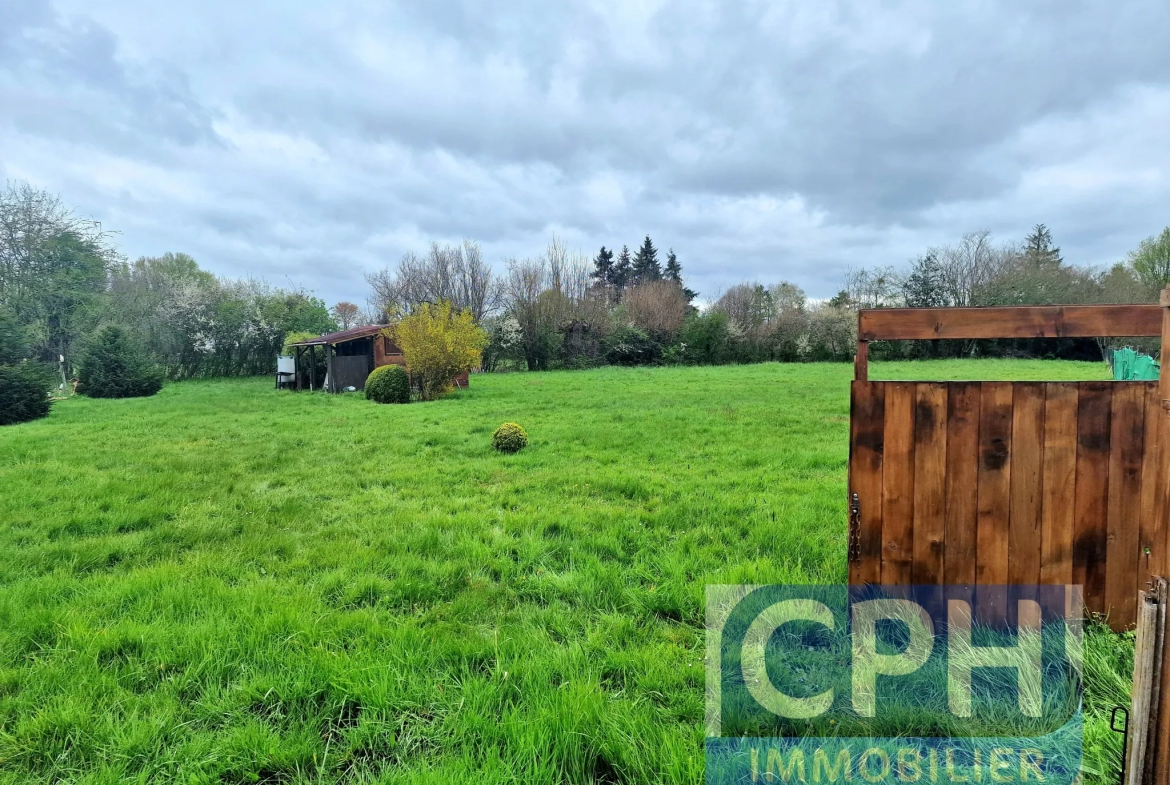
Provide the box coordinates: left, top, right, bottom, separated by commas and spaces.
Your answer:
361, 223, 1170, 371
6, 177, 1170, 396
0, 181, 336, 383
363, 233, 857, 369
838, 223, 1170, 360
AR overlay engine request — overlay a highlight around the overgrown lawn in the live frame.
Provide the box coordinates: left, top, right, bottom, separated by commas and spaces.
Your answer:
0, 360, 1131, 783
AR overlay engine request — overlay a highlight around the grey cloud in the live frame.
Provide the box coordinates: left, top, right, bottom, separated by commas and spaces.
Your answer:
223, 0, 1170, 227
3, 0, 1169, 306
0, 3, 220, 155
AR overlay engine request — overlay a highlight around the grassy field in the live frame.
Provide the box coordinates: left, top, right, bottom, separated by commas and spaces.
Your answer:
0, 360, 1132, 783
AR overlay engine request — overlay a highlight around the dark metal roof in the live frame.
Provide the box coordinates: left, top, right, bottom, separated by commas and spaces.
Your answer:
289, 324, 387, 346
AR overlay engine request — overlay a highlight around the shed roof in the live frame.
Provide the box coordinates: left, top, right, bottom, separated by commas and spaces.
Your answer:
289, 324, 386, 346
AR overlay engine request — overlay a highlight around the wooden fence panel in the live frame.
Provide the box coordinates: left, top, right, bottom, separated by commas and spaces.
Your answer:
1105, 383, 1146, 626
976, 383, 1014, 589
848, 379, 1160, 631
1009, 384, 1045, 587
943, 383, 980, 586
881, 383, 917, 584
1074, 383, 1113, 616
1040, 384, 1078, 586
912, 384, 948, 584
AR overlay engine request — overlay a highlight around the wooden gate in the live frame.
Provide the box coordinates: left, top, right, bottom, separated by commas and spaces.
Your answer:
847, 304, 1169, 632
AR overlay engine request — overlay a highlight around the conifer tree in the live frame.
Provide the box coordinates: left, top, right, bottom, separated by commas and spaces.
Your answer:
663, 249, 682, 282
631, 235, 661, 284
612, 245, 633, 291
1024, 224, 1062, 268
592, 246, 615, 286
663, 248, 697, 302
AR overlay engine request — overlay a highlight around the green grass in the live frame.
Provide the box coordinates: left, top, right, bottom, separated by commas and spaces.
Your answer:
0, 359, 1131, 783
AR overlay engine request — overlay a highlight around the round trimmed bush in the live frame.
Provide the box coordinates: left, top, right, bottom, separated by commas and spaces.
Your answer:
0, 362, 53, 426
365, 364, 411, 404
76, 325, 164, 399
492, 422, 528, 453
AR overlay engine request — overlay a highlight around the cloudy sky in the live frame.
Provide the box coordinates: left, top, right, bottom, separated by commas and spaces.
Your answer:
3, 0, 1168, 307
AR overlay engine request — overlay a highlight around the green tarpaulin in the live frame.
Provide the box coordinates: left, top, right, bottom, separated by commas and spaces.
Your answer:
1112, 347, 1160, 380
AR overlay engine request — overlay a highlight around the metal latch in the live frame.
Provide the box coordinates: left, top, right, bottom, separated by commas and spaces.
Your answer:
848, 493, 861, 562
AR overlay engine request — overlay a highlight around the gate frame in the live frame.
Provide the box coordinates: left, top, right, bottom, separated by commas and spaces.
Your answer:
849, 294, 1170, 784
853, 303, 1165, 382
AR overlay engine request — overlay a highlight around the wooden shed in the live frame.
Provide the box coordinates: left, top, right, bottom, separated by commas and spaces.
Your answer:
288, 325, 468, 393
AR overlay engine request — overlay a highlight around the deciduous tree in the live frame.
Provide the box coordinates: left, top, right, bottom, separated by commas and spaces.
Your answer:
901, 252, 947, 307
331, 301, 360, 330
366, 239, 502, 322
1129, 227, 1170, 292
393, 301, 488, 401
622, 280, 690, 341
0, 181, 120, 367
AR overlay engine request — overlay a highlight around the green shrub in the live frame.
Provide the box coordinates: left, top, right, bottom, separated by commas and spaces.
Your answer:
365, 364, 411, 404
678, 311, 731, 365
76, 326, 164, 399
492, 422, 528, 453
603, 324, 662, 366
0, 306, 31, 366
0, 361, 53, 425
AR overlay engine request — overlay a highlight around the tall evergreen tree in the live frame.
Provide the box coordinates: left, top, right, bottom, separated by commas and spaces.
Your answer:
612, 245, 633, 291
1024, 224, 1062, 268
663, 249, 682, 282
663, 248, 697, 303
631, 235, 661, 284
591, 246, 615, 286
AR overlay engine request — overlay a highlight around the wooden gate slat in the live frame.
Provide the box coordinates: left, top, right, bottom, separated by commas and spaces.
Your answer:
976, 383, 1013, 623
1139, 382, 1167, 597
1073, 382, 1113, 616
849, 381, 885, 585
881, 382, 917, 584
1040, 383, 1079, 586
1105, 383, 1146, 628
1008, 383, 1045, 587
912, 383, 948, 584
944, 383, 981, 586
977, 382, 1013, 585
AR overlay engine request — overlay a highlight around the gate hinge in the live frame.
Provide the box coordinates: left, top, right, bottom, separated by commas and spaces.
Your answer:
848, 493, 861, 562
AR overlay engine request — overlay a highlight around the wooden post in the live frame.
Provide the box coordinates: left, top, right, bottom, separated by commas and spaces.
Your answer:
326, 344, 334, 393
295, 346, 303, 391
1130, 579, 1167, 785
855, 340, 868, 381
1152, 287, 1170, 785
309, 345, 317, 391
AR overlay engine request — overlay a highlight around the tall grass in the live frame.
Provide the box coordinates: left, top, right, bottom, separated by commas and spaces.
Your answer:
0, 360, 1131, 783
